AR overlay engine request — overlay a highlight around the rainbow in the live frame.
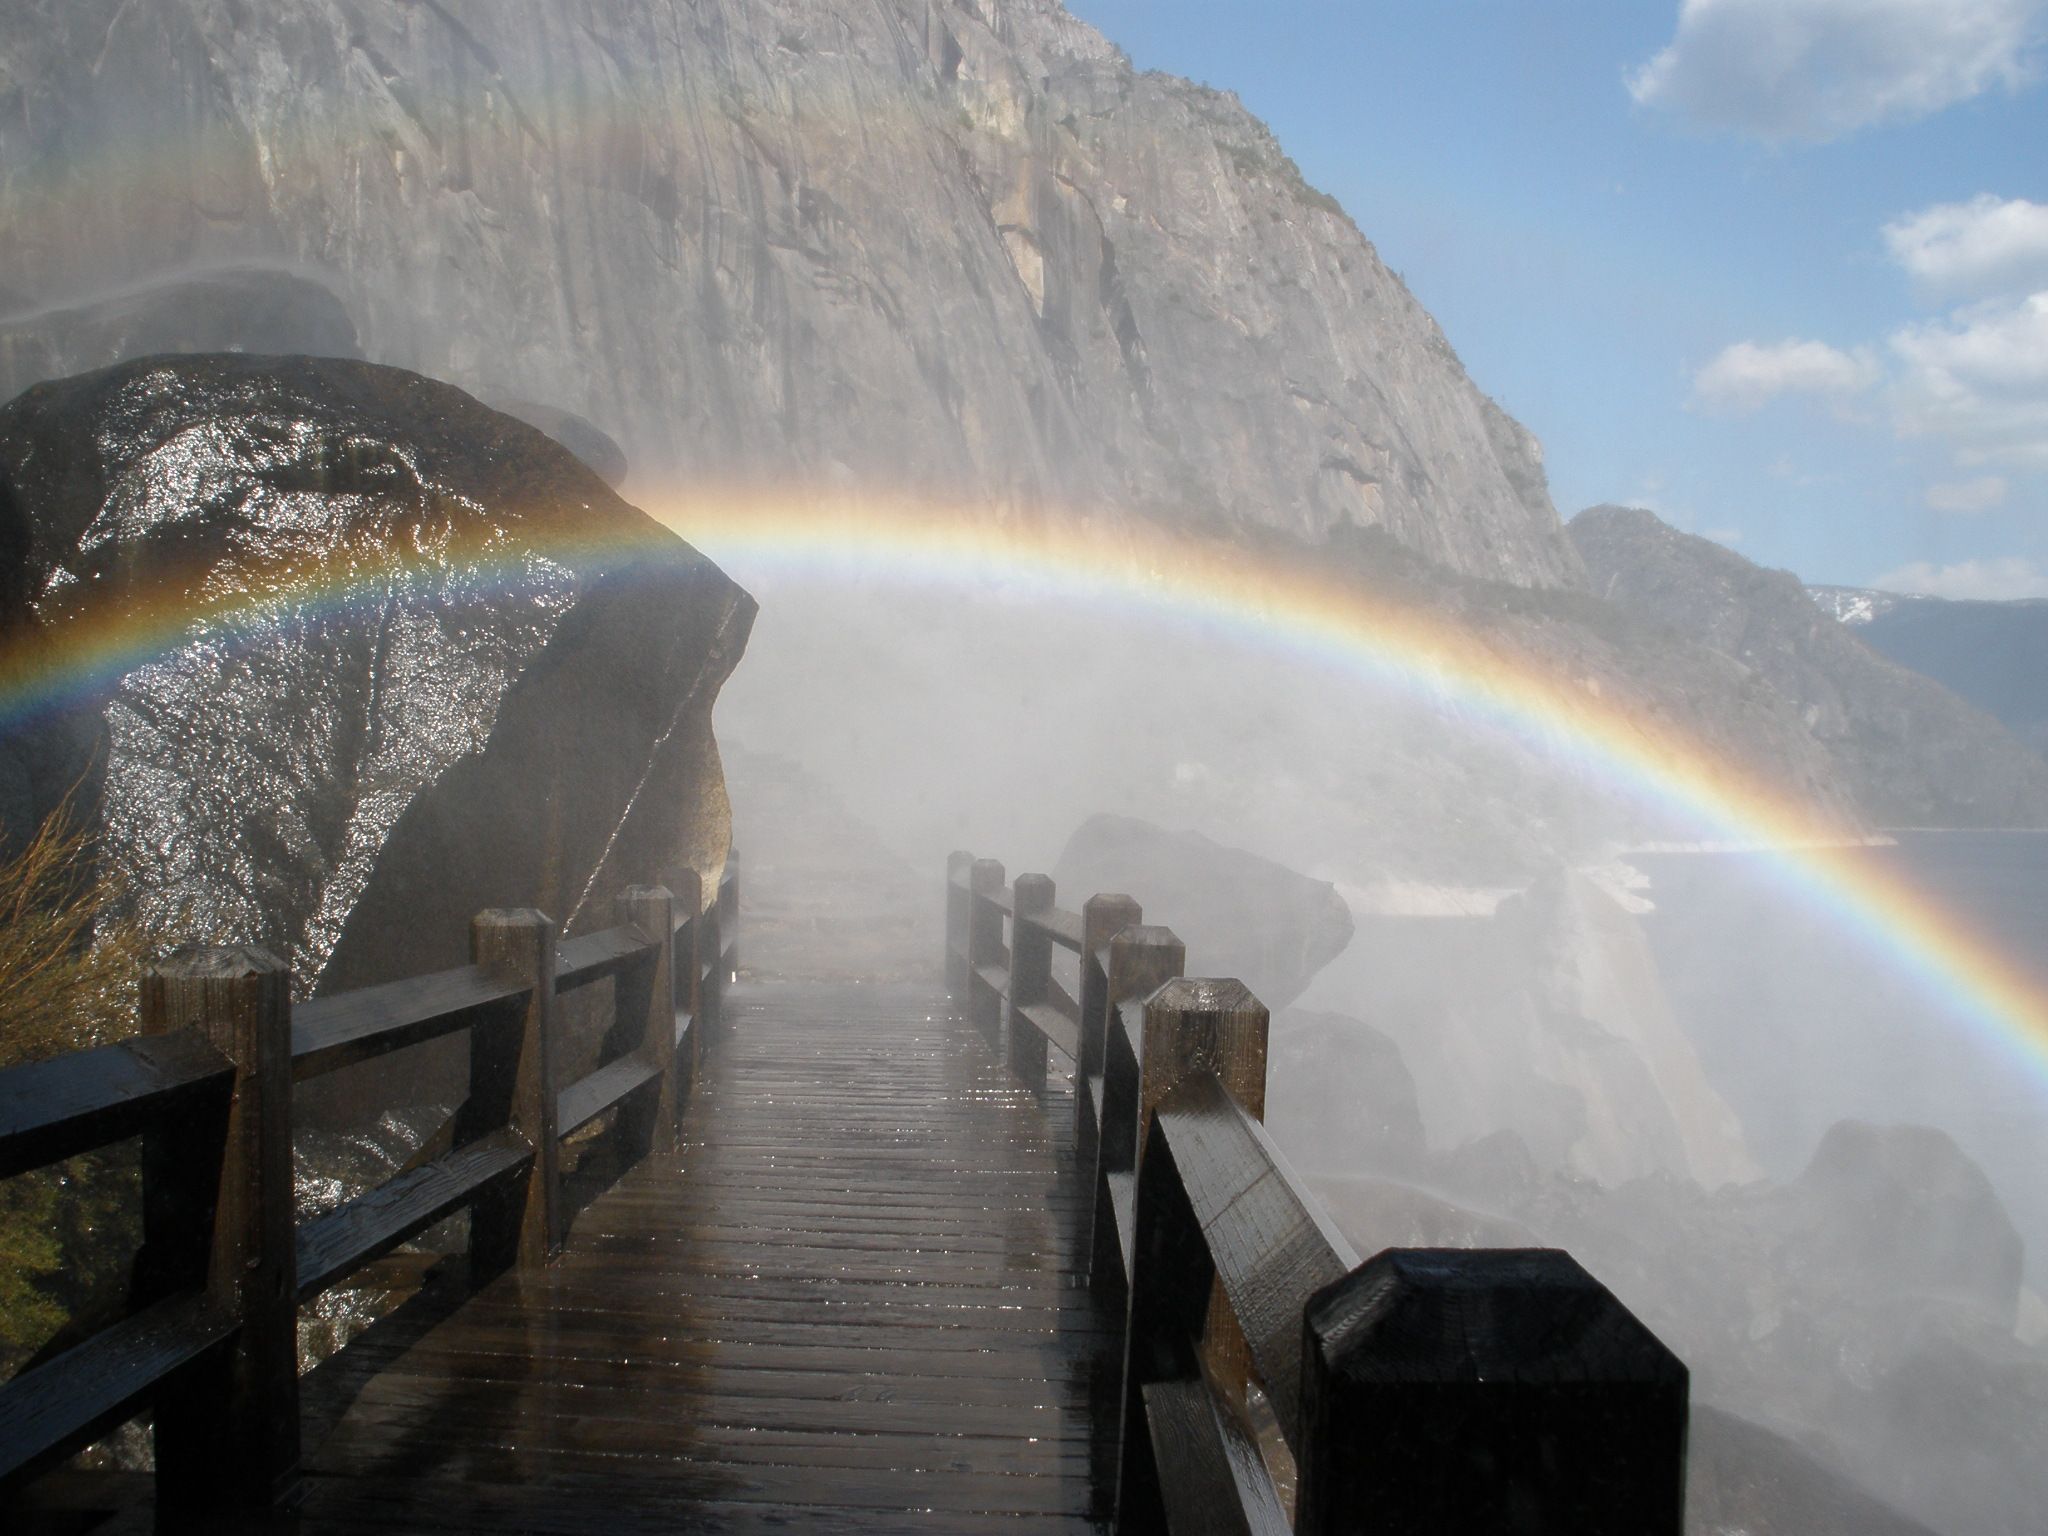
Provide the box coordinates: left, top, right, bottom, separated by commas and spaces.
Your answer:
5, 489, 2046, 1075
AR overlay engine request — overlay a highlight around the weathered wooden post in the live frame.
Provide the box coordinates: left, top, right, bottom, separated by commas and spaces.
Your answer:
1006, 874, 1057, 1092
699, 886, 725, 1044
1093, 925, 1187, 1278
945, 850, 975, 1002
142, 946, 300, 1510
966, 858, 1006, 1050
1077, 894, 1142, 1150
1139, 979, 1268, 1411
468, 908, 560, 1268
719, 846, 740, 978
615, 885, 677, 1160
1296, 1248, 1689, 1536
665, 866, 705, 1104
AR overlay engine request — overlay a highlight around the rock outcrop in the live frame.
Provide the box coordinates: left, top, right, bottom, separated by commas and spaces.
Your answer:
1574, 506, 2048, 827
0, 354, 754, 996
0, 267, 362, 408
0, 0, 1578, 589
1301, 866, 1754, 1189
1051, 812, 1353, 1008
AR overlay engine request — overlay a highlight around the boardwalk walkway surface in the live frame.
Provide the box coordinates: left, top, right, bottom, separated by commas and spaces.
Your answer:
276, 980, 1105, 1533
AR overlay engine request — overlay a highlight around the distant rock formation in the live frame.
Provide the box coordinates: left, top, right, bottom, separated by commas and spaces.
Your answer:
1573, 506, 2048, 827
1813, 585, 2048, 760
0, 0, 1578, 588
1052, 812, 1353, 1008
0, 354, 753, 998
0, 267, 362, 408
1302, 866, 1754, 1189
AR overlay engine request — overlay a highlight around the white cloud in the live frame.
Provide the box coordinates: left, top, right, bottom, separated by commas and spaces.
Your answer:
1925, 474, 2010, 512
1693, 338, 1879, 413
1629, 0, 2044, 142
1890, 292, 2048, 464
1872, 555, 2048, 599
1884, 195, 2048, 297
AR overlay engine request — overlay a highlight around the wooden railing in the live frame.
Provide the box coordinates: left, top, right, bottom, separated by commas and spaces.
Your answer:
947, 851, 1690, 1535
0, 852, 740, 1511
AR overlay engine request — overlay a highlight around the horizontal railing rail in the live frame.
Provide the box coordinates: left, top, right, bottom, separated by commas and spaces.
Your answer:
947, 850, 1688, 1535
0, 849, 739, 1513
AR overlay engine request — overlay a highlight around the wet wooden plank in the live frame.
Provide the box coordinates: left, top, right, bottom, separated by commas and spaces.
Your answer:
556, 1053, 662, 1137
0, 1291, 237, 1486
295, 1130, 531, 1300
293, 965, 527, 1081
554, 924, 654, 992
0, 1031, 230, 1178
285, 981, 1109, 1529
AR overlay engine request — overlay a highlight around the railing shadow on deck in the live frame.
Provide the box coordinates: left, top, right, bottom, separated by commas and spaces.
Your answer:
0, 853, 739, 1516
948, 849, 1691, 1536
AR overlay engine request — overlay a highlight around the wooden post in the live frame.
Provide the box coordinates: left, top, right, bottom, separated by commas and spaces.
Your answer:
1077, 894, 1142, 1151
1006, 874, 1056, 1092
665, 866, 705, 1106
719, 847, 740, 978
1138, 979, 1268, 1413
142, 946, 300, 1510
1297, 1249, 1689, 1536
615, 885, 677, 1160
468, 909, 560, 1269
966, 858, 1006, 1050
699, 897, 725, 1044
1091, 924, 1186, 1287
945, 850, 975, 1002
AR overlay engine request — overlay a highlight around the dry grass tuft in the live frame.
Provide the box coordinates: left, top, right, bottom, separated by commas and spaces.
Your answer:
0, 797, 160, 1374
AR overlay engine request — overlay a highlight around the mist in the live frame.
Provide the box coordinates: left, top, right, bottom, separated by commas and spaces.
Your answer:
2, 2, 2044, 1533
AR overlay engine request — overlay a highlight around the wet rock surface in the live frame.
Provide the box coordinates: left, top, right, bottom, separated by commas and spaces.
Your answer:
0, 266, 362, 409
1574, 505, 2048, 827
0, 0, 1578, 589
0, 353, 754, 997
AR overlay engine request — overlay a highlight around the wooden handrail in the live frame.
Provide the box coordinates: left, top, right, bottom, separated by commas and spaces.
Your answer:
0, 853, 739, 1513
946, 849, 1689, 1534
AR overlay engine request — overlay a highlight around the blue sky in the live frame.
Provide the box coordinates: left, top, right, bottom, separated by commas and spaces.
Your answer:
1065, 1, 2048, 596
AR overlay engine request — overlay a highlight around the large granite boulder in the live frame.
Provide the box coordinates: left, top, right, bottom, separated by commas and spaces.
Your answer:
0, 354, 753, 999
1051, 813, 1353, 1008
0, 267, 362, 408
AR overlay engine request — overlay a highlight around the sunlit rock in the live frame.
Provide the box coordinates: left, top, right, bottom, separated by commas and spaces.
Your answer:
0, 0, 1580, 589
0, 353, 754, 1000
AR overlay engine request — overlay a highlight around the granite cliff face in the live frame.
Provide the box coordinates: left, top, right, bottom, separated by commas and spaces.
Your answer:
0, 0, 1577, 588
1574, 506, 2048, 828
0, 354, 753, 996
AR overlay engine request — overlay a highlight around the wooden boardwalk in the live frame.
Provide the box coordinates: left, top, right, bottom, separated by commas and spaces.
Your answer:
283, 981, 1107, 1533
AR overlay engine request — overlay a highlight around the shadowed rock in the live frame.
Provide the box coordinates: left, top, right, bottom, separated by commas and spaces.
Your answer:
1053, 812, 1352, 1008
0, 267, 362, 408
